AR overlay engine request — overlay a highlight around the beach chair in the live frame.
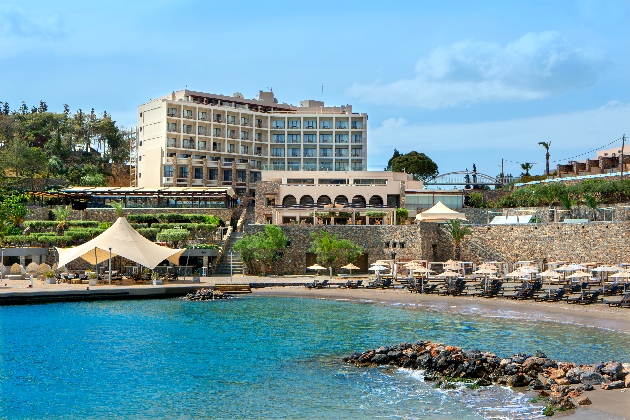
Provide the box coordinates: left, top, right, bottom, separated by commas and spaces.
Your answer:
379, 278, 393, 289
566, 290, 600, 304
338, 280, 352, 289
305, 280, 319, 289
348, 280, 363, 289
607, 292, 630, 307
315, 279, 329, 289
472, 280, 502, 297
450, 280, 468, 296
535, 288, 566, 302
602, 283, 622, 296
503, 281, 529, 299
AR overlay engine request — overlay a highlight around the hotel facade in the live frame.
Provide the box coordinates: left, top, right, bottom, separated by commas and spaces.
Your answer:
136, 89, 368, 196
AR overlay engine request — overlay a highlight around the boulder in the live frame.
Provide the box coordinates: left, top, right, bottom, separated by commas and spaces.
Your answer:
506, 374, 528, 387
555, 377, 571, 386
566, 367, 585, 384
625, 375, 630, 388
577, 397, 592, 406
602, 381, 624, 390
600, 362, 623, 381
528, 379, 544, 390
375, 346, 389, 354
580, 371, 606, 385
371, 354, 389, 364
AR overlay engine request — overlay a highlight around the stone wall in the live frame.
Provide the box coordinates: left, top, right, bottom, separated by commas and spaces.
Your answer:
244, 224, 431, 274
463, 204, 630, 225
461, 221, 630, 265
254, 181, 279, 224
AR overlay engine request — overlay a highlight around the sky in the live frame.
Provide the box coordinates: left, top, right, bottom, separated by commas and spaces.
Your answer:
0, 0, 628, 179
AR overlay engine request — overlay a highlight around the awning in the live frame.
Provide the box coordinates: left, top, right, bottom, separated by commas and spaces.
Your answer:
56, 217, 185, 269
415, 201, 466, 222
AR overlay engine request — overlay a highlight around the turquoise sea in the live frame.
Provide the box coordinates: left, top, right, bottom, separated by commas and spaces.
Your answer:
1, 296, 629, 419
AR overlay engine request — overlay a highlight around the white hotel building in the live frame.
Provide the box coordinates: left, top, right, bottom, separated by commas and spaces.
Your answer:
136, 89, 368, 196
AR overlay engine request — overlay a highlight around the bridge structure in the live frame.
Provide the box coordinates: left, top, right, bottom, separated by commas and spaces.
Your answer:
424, 171, 519, 188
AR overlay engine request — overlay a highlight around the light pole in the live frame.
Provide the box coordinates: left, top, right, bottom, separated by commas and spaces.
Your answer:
108, 248, 112, 286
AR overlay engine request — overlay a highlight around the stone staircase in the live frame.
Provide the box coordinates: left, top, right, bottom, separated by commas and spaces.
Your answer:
214, 232, 245, 275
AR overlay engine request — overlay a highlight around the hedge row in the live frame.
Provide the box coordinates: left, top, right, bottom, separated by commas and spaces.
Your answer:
24, 220, 101, 230
151, 223, 217, 232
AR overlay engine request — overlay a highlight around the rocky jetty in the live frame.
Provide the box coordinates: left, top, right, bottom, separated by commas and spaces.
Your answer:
180, 289, 234, 301
344, 340, 630, 416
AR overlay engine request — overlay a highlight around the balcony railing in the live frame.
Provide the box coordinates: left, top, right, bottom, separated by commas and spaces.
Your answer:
351, 138, 362, 143
351, 152, 363, 157
183, 114, 194, 119
335, 153, 349, 158
335, 124, 348, 129
351, 123, 363, 129
168, 128, 179, 133
167, 112, 177, 117
303, 153, 316, 158
255, 122, 263, 128
214, 117, 222, 123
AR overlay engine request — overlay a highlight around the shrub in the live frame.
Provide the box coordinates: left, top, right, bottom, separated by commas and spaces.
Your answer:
137, 228, 160, 240
187, 243, 220, 249
156, 213, 190, 223
204, 215, 221, 226
396, 208, 409, 224
129, 223, 148, 229
24, 220, 59, 230
67, 221, 100, 228
36, 235, 71, 246
152, 223, 216, 232
10, 263, 21, 275
467, 192, 484, 208
365, 211, 387, 217
64, 228, 104, 240
99, 222, 112, 230
156, 229, 190, 245
186, 214, 208, 223
126, 214, 159, 225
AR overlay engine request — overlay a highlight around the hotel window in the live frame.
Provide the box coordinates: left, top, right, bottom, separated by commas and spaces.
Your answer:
241, 145, 249, 154
198, 141, 206, 150
227, 129, 236, 138
212, 142, 220, 151
255, 119, 263, 128
194, 167, 203, 179
351, 133, 362, 143
320, 161, 333, 171
199, 111, 207, 120
288, 161, 300, 170
213, 127, 222, 137
289, 148, 301, 157
272, 120, 285, 129
227, 115, 236, 124
335, 149, 348, 157
304, 120, 316, 129
272, 147, 285, 157
351, 121, 363, 129
251, 172, 261, 182
319, 134, 332, 143
208, 168, 218, 180
335, 120, 348, 129
213, 114, 222, 123
288, 120, 300, 129
237, 170, 247, 182
228, 144, 235, 153
163, 165, 174, 177
335, 162, 349, 171
184, 110, 193, 118
351, 148, 362, 157
272, 134, 285, 143
303, 148, 316, 157
223, 170, 232, 181
167, 138, 177, 147
241, 131, 249, 140
304, 134, 316, 143
320, 148, 332, 157
198, 126, 206, 135
183, 124, 192, 134
179, 167, 188, 178
167, 108, 177, 117
335, 134, 348, 143
167, 122, 177, 132
241, 116, 249, 126
288, 134, 300, 143
183, 139, 194, 148
320, 120, 332, 129
255, 133, 262, 141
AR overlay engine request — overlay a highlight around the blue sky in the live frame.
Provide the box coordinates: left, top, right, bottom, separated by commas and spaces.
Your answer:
1, 0, 628, 178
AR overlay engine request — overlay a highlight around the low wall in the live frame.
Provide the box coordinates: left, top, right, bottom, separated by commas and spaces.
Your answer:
460, 221, 630, 265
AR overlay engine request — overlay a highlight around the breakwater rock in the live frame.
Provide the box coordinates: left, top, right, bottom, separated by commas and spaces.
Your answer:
181, 289, 234, 301
344, 340, 630, 415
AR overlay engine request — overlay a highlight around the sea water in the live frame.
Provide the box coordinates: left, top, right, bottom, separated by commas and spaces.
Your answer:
0, 296, 628, 419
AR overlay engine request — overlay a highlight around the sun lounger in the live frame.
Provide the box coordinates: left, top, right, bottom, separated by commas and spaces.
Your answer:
566, 290, 600, 304
348, 280, 363, 289
535, 288, 566, 302
450, 280, 468, 296
503, 281, 529, 299
607, 293, 630, 307
305, 280, 319, 289
338, 280, 353, 289
315, 279, 329, 289
601, 283, 622, 296
471, 280, 503, 298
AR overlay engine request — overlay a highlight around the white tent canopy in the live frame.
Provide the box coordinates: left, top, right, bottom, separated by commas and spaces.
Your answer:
415, 201, 467, 222
56, 217, 185, 270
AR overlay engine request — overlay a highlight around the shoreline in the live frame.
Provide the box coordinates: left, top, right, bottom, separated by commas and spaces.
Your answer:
253, 286, 630, 419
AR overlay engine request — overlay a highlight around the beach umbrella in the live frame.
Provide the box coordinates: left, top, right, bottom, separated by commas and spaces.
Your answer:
307, 264, 325, 270
368, 265, 387, 271
506, 269, 527, 278
610, 271, 630, 278
539, 270, 561, 277
437, 270, 459, 278
567, 271, 590, 279
341, 263, 360, 275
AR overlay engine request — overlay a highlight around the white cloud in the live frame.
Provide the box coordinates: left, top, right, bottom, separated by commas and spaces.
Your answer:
0, 6, 67, 40
368, 101, 630, 169
347, 31, 607, 108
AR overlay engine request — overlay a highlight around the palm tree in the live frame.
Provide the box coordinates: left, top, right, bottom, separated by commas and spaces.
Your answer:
109, 201, 124, 218
52, 205, 70, 236
584, 194, 598, 221
445, 219, 472, 260
538, 141, 551, 176
520, 163, 533, 177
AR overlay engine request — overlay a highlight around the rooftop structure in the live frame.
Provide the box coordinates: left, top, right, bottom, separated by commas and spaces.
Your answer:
136, 90, 368, 197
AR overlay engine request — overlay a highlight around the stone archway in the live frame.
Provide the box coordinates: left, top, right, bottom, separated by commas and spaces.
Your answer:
369, 195, 384, 206
300, 195, 314, 205
352, 195, 366, 206
282, 195, 297, 207
317, 195, 331, 205
334, 195, 348, 205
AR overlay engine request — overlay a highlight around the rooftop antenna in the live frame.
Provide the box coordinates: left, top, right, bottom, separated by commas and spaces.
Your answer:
267, 87, 272, 92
